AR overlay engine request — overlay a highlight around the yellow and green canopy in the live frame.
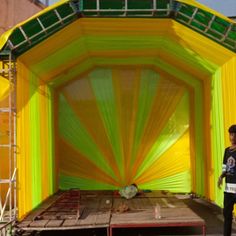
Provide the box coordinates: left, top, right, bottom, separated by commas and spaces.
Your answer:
0, 0, 236, 219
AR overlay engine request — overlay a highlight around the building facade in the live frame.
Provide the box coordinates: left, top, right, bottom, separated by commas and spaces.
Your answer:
0, 0, 45, 35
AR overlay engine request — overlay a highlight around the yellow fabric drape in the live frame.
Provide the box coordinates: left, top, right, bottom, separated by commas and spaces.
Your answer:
57, 68, 191, 192
17, 61, 32, 218
112, 68, 141, 183
0, 76, 10, 102
131, 78, 185, 179
136, 131, 190, 184
221, 57, 236, 146
59, 138, 120, 186
9, 15, 236, 216
62, 78, 122, 182
17, 61, 56, 218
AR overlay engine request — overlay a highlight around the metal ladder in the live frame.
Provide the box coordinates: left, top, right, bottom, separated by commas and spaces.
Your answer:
0, 51, 17, 224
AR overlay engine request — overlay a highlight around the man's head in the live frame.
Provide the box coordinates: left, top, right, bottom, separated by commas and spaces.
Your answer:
228, 124, 236, 145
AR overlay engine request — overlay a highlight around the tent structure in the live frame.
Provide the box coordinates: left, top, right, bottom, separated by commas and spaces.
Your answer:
0, 0, 236, 220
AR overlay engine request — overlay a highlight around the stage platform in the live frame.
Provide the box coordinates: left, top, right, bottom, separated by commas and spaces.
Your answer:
17, 190, 205, 236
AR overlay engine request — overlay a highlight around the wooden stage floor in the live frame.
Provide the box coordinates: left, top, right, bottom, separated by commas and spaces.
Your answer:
17, 190, 205, 236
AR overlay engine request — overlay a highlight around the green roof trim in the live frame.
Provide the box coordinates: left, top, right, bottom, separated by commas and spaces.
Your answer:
81, 0, 171, 17
175, 3, 236, 51
2, 1, 80, 57
0, 0, 235, 58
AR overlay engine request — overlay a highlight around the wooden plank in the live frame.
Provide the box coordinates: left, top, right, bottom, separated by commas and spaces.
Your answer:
47, 207, 62, 212
46, 220, 64, 228
76, 199, 111, 226
17, 220, 31, 228
54, 203, 79, 207
58, 214, 77, 220
62, 219, 77, 227
160, 197, 186, 208
80, 190, 113, 196
41, 212, 58, 220
111, 208, 204, 225
29, 220, 49, 228
22, 193, 64, 221
112, 198, 128, 212
23, 209, 46, 221
77, 208, 97, 226
36, 193, 64, 210
95, 211, 111, 225
148, 197, 186, 208
49, 207, 77, 212
99, 197, 113, 210
113, 198, 153, 212
141, 191, 173, 198
18, 190, 204, 233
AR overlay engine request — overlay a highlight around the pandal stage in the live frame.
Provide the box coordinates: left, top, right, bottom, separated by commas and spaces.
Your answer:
16, 190, 205, 236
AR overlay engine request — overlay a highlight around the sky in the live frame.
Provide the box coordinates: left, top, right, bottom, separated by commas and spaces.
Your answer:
47, 0, 236, 17
197, 0, 236, 17
49, 0, 59, 4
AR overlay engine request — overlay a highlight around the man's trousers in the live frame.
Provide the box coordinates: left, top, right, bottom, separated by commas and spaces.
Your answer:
224, 192, 236, 236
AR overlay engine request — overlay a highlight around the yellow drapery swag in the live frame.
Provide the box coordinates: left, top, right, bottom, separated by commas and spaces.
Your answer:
0, 76, 10, 102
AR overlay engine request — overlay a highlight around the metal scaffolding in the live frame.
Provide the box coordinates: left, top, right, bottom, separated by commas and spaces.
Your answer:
175, 3, 236, 51
0, 51, 17, 224
0, 1, 80, 231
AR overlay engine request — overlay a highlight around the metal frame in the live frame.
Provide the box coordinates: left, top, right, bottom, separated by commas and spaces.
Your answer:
229, 16, 236, 21
175, 3, 236, 51
6, 1, 80, 56
8, 9, 78, 51
82, 0, 173, 17
81, 0, 236, 52
0, 1, 79, 230
0, 220, 15, 236
0, 0, 235, 56
0, 51, 17, 224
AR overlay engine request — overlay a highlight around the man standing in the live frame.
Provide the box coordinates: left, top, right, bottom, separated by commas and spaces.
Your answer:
218, 125, 236, 236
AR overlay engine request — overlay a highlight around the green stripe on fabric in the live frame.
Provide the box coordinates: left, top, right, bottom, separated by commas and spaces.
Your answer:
194, 84, 205, 195
32, 37, 88, 77
88, 69, 124, 181
59, 174, 116, 190
152, 59, 205, 196
48, 86, 55, 194
212, 69, 225, 207
131, 69, 160, 166
29, 74, 42, 207
54, 56, 206, 196
58, 94, 117, 180
50, 59, 94, 88
136, 91, 190, 179
162, 38, 218, 73
33, 35, 217, 85
139, 170, 191, 193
